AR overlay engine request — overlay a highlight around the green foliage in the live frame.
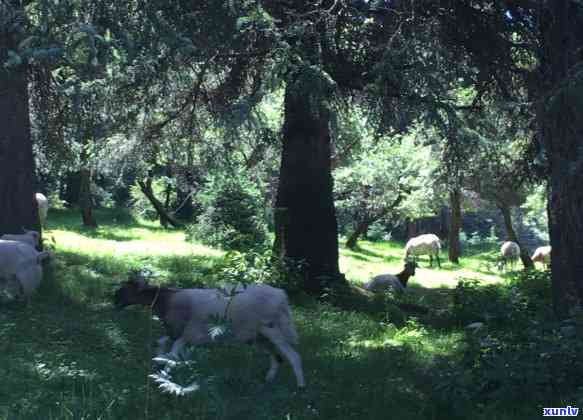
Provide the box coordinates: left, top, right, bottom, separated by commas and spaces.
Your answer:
459, 226, 499, 256
213, 250, 305, 295
436, 270, 582, 415
187, 173, 267, 251
521, 184, 549, 241
335, 132, 439, 236
129, 177, 174, 220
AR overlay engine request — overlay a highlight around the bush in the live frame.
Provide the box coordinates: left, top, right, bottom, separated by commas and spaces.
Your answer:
213, 250, 305, 295
435, 270, 583, 415
186, 174, 268, 251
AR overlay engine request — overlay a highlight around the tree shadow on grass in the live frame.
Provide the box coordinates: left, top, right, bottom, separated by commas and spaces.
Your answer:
343, 245, 404, 264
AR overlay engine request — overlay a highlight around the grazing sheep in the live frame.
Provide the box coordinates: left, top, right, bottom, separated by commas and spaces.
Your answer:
405, 234, 442, 268
500, 241, 520, 271
113, 276, 305, 388
36, 193, 49, 226
0, 230, 40, 248
363, 260, 417, 293
531, 245, 551, 269
0, 240, 50, 299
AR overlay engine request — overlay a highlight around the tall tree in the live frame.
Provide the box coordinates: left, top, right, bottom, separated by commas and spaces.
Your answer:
536, 1, 583, 314
0, 1, 39, 234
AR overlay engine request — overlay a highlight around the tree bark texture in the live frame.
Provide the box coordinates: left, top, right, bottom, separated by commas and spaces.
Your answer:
79, 167, 97, 228
539, 1, 583, 315
448, 188, 462, 264
499, 205, 533, 270
275, 83, 343, 294
0, 21, 39, 235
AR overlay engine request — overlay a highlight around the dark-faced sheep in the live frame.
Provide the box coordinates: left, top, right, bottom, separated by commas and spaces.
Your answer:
405, 234, 441, 268
363, 260, 417, 293
113, 277, 305, 388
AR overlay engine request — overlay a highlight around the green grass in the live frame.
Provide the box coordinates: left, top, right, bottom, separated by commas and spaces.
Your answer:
0, 209, 550, 419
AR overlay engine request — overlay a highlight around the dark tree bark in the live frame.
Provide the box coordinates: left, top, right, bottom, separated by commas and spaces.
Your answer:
274, 82, 344, 294
0, 19, 39, 235
79, 167, 97, 228
536, 1, 583, 316
272, 207, 289, 261
138, 177, 182, 228
499, 204, 533, 270
78, 140, 97, 228
448, 188, 462, 264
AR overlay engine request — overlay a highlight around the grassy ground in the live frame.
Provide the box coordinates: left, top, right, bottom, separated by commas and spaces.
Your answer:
0, 209, 544, 419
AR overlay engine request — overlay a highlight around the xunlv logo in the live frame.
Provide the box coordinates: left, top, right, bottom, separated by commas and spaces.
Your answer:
543, 406, 579, 416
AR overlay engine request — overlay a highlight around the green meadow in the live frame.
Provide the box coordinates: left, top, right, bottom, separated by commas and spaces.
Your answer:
0, 209, 575, 420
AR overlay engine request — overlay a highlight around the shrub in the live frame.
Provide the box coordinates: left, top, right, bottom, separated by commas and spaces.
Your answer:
213, 250, 305, 295
435, 270, 583, 415
452, 278, 510, 326
186, 174, 268, 251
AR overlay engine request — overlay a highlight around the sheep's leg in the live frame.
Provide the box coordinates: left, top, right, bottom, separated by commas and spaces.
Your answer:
167, 336, 186, 359
259, 327, 305, 388
155, 336, 171, 356
265, 353, 281, 382
256, 340, 284, 383
436, 254, 441, 269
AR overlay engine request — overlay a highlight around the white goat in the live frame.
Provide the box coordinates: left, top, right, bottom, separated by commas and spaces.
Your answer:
531, 245, 551, 269
363, 260, 417, 294
0, 240, 50, 299
0, 230, 40, 248
405, 234, 442, 268
114, 277, 305, 388
500, 241, 520, 271
36, 193, 49, 226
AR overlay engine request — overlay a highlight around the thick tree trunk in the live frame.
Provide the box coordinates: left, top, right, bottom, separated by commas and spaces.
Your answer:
346, 221, 370, 250
79, 167, 97, 228
275, 82, 344, 294
539, 2, 583, 316
138, 177, 182, 228
448, 188, 462, 264
499, 205, 533, 270
0, 22, 39, 235
272, 207, 289, 261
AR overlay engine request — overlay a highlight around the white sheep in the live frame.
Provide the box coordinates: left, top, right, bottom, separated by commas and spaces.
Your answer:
0, 230, 40, 248
500, 241, 520, 271
363, 260, 417, 293
114, 277, 305, 388
531, 245, 551, 269
36, 193, 49, 226
0, 240, 50, 299
405, 233, 442, 268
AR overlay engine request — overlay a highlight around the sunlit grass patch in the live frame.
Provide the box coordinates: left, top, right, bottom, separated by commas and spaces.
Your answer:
340, 239, 504, 288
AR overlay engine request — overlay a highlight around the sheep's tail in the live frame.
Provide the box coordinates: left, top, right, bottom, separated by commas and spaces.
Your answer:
277, 293, 299, 345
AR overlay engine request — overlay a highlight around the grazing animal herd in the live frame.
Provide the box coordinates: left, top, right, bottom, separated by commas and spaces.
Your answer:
1, 193, 554, 390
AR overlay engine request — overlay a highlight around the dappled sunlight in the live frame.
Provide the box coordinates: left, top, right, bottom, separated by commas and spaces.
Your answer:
47, 229, 223, 258
341, 240, 504, 288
